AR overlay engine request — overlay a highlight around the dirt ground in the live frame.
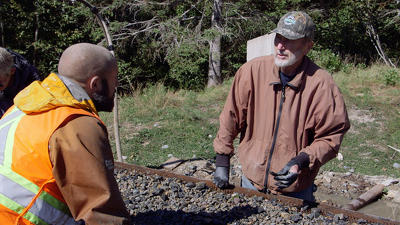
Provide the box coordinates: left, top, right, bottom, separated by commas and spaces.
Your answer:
160, 154, 400, 207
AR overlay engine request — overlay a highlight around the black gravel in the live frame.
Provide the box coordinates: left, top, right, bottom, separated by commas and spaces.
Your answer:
115, 168, 383, 225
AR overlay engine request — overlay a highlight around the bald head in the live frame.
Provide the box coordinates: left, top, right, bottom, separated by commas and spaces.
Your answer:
58, 43, 117, 84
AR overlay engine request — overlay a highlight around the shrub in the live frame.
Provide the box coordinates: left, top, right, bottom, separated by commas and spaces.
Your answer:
165, 41, 209, 90
383, 68, 399, 86
308, 48, 343, 73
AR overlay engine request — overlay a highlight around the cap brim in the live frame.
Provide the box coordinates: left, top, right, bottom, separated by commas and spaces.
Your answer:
272, 28, 304, 40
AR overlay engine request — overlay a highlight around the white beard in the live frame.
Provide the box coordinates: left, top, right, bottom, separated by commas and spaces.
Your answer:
274, 49, 303, 68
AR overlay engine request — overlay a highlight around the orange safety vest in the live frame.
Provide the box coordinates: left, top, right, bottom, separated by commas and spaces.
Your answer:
0, 105, 101, 225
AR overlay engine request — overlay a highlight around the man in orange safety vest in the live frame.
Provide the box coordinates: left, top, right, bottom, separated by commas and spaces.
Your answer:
0, 43, 130, 225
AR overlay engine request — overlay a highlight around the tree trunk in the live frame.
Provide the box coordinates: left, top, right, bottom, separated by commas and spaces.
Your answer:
366, 23, 396, 68
207, 0, 222, 87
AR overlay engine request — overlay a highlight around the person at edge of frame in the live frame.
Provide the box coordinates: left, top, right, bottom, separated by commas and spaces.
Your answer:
212, 11, 350, 202
0, 47, 40, 118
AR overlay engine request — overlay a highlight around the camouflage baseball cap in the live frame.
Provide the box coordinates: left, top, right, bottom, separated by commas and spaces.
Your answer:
272, 11, 315, 41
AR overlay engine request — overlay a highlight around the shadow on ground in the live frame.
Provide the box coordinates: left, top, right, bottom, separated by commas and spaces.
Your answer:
132, 205, 258, 225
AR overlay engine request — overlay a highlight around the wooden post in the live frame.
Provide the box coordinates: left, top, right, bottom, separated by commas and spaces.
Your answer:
343, 184, 385, 211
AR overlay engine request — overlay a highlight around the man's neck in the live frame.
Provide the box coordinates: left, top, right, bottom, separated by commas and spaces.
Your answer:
280, 56, 304, 76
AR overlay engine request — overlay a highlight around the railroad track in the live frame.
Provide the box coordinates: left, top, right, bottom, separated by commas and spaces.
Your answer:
115, 162, 400, 225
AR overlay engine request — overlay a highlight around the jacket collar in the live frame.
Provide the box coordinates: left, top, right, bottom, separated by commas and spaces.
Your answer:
270, 56, 310, 90
14, 73, 98, 115
58, 74, 91, 103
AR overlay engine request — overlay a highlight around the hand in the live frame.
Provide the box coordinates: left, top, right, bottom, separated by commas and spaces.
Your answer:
271, 167, 298, 189
213, 166, 229, 189
270, 152, 310, 189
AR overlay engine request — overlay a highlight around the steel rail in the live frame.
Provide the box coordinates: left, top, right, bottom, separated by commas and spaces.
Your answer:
115, 162, 400, 225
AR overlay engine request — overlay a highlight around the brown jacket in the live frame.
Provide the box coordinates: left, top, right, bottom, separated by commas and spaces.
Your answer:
213, 55, 350, 193
49, 116, 130, 225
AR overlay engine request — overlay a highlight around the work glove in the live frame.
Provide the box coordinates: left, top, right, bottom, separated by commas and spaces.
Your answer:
214, 166, 230, 189
213, 153, 230, 189
271, 152, 310, 189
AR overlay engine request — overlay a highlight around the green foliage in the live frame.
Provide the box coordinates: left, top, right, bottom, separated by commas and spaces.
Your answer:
308, 48, 343, 73
1, 1, 99, 77
97, 1, 214, 90
313, 2, 371, 63
312, 0, 400, 65
383, 68, 399, 86
1, 0, 399, 90
166, 41, 209, 90
117, 60, 144, 92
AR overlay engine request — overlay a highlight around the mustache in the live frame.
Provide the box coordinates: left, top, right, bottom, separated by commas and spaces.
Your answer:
276, 50, 287, 56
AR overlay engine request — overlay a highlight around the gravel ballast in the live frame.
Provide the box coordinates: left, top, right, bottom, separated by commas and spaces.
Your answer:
115, 168, 385, 225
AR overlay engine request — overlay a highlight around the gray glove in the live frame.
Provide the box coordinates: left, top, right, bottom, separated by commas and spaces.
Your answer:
271, 170, 298, 189
214, 153, 230, 189
214, 166, 229, 189
271, 152, 310, 189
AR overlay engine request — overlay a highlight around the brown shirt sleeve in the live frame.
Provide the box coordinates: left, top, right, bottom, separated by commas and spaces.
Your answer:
301, 77, 351, 170
49, 115, 130, 225
213, 66, 250, 155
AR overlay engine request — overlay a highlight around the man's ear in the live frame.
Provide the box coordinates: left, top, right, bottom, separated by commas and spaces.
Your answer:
304, 40, 314, 55
87, 75, 101, 93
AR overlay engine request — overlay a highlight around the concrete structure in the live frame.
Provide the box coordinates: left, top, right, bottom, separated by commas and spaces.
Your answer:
246, 33, 275, 62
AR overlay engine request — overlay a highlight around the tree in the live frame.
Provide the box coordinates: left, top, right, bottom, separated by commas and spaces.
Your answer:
0, 0, 99, 75
366, 23, 396, 67
360, 0, 397, 67
314, 0, 399, 67
207, 0, 222, 87
2, 0, 399, 90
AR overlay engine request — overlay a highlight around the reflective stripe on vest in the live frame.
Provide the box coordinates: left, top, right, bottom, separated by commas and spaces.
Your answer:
0, 107, 77, 225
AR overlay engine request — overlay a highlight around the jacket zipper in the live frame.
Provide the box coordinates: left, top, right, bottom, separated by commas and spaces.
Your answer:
263, 85, 286, 192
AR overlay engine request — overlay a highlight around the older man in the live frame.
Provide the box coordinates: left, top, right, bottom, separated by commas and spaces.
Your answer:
0, 47, 40, 117
213, 11, 350, 201
0, 43, 130, 224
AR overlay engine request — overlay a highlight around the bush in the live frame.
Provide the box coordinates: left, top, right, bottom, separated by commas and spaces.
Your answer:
383, 68, 399, 86
165, 41, 209, 90
308, 48, 343, 73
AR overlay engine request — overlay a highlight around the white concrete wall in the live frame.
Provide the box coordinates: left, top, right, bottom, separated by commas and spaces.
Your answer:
246, 33, 275, 62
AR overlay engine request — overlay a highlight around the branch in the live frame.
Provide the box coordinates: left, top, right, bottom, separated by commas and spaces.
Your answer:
388, 145, 400, 154
194, 1, 206, 33
366, 23, 396, 68
113, 23, 160, 40
68, 0, 123, 162
110, 0, 204, 42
